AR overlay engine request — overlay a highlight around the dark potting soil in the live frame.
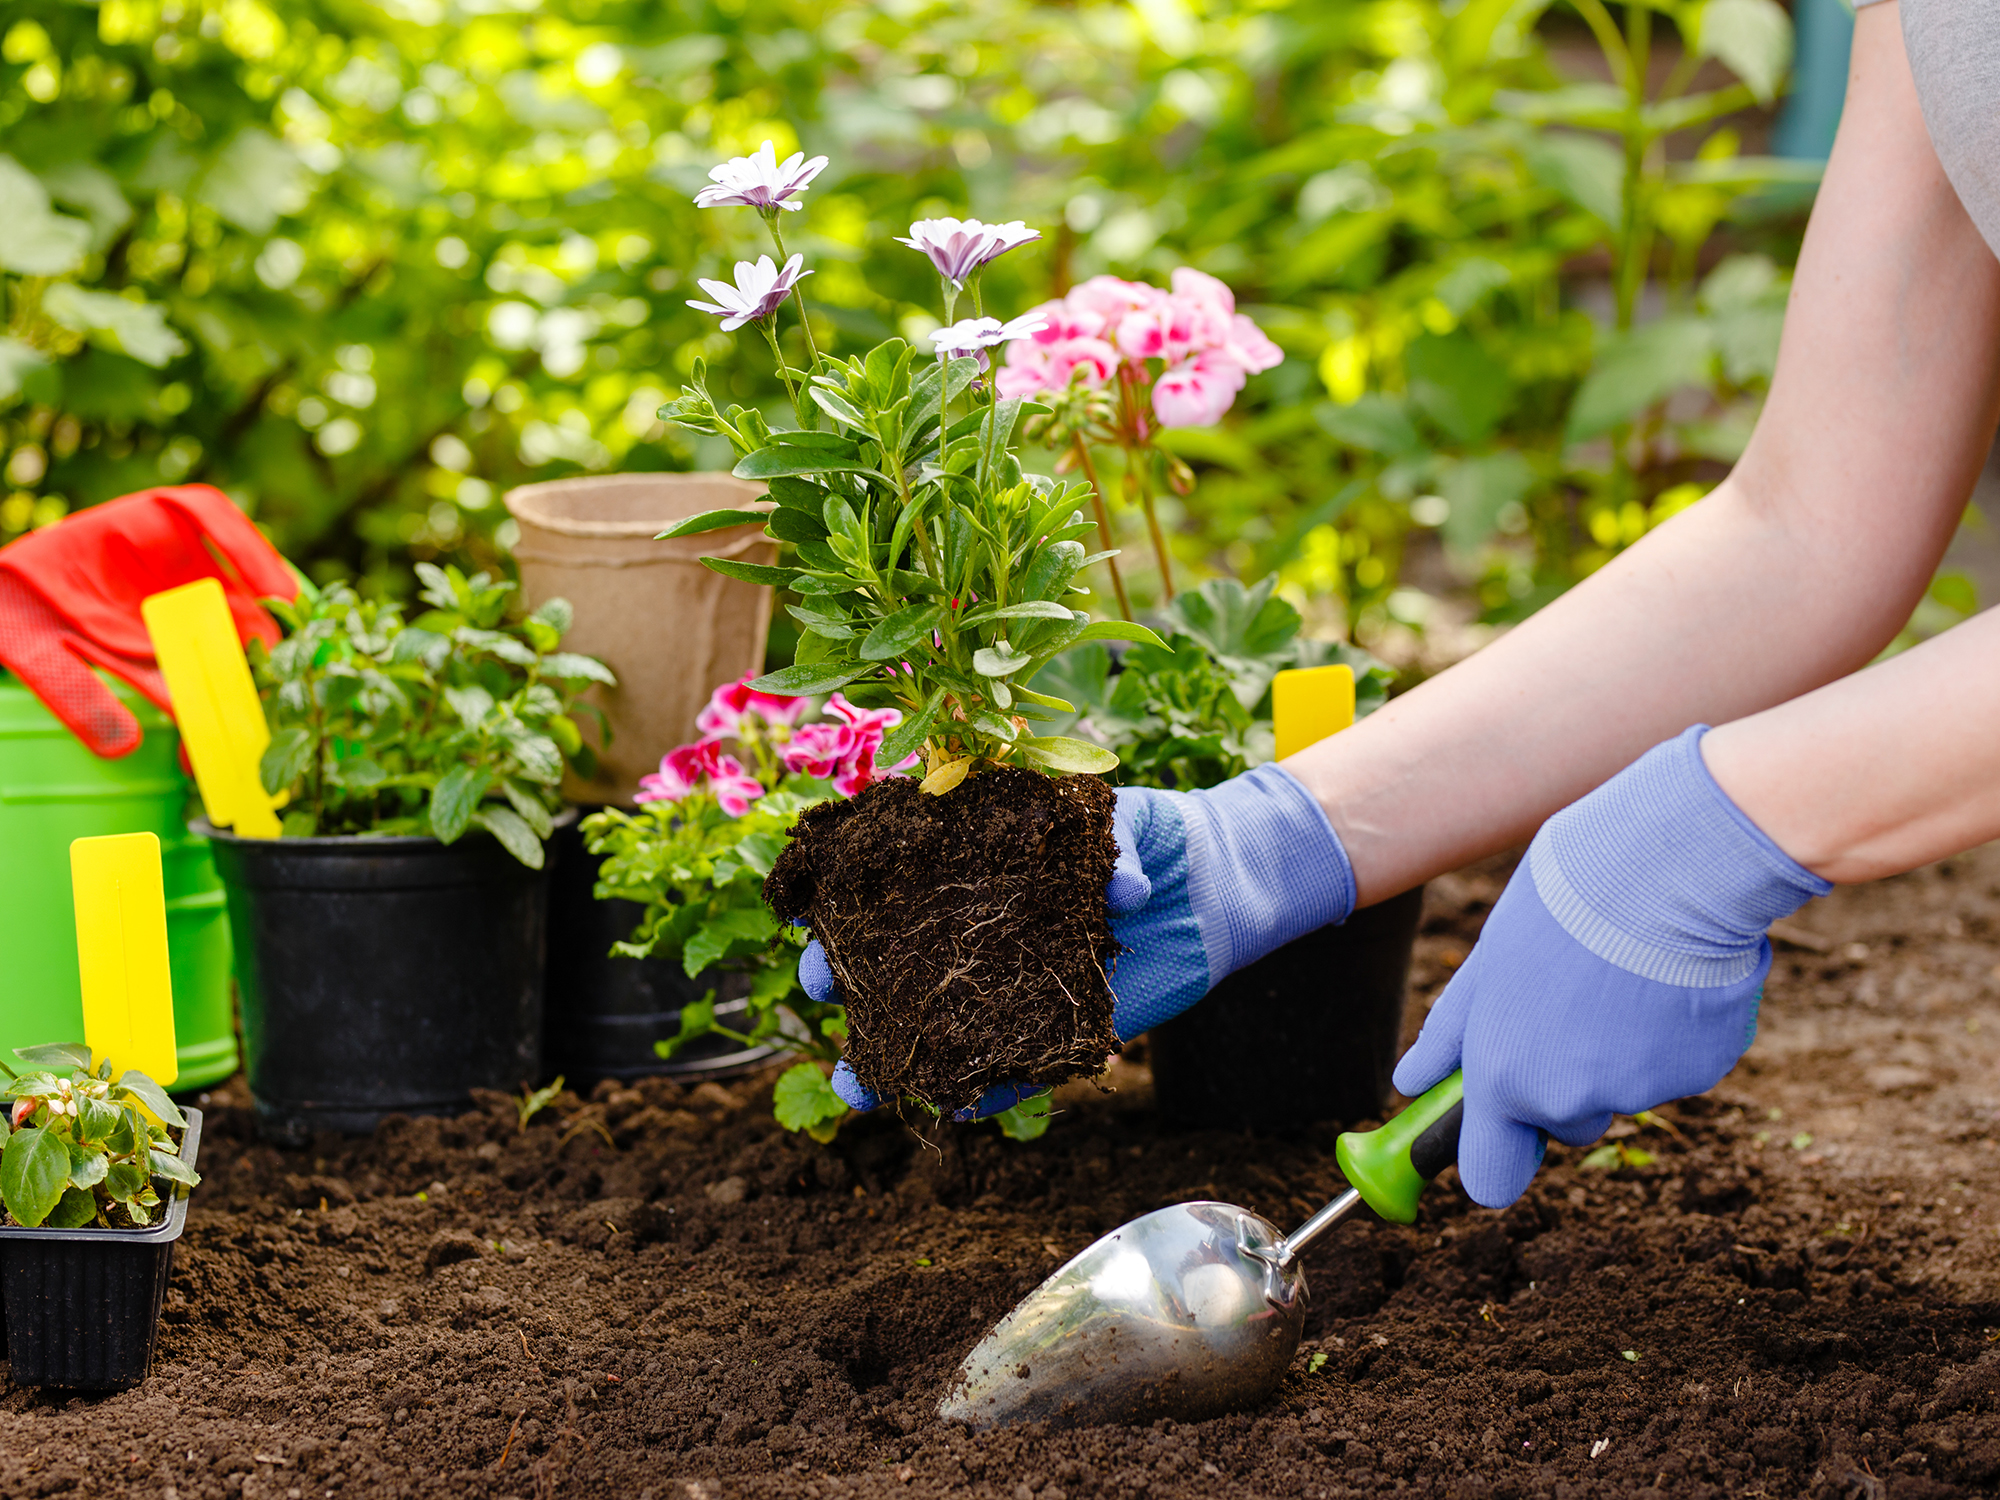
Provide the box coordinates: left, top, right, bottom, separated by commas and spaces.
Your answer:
4, 848, 2000, 1500
765, 767, 1120, 1113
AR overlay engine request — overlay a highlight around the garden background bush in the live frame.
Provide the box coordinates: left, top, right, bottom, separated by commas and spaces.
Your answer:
5, 0, 1960, 666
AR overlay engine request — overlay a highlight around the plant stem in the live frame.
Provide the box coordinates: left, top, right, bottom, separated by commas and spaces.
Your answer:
759, 320, 800, 407
1127, 449, 1175, 601
764, 215, 825, 375
1069, 437, 1132, 620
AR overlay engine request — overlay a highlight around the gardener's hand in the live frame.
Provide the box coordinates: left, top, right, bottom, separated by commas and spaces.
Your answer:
1393, 726, 1831, 1209
816, 760, 1359, 1116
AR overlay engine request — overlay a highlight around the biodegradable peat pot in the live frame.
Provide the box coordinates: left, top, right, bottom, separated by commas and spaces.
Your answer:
1148, 885, 1426, 1132
202, 819, 565, 1143
504, 474, 776, 807
0, 1108, 202, 1392
543, 817, 780, 1083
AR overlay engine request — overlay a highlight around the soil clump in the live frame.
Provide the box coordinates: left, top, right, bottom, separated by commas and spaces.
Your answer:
2, 847, 1998, 1498
765, 767, 1119, 1111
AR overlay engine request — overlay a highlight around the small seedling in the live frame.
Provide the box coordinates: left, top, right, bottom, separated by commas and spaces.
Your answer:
1581, 1142, 1657, 1171
516, 1076, 565, 1131
0, 1044, 197, 1228
1307, 1352, 1329, 1375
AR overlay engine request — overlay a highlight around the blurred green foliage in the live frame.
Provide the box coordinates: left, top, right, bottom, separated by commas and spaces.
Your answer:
1, 0, 1814, 645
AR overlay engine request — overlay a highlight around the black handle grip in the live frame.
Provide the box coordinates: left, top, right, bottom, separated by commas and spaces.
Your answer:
1408, 1098, 1463, 1182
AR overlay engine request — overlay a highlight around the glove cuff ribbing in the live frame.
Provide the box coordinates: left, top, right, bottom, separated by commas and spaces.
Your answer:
1530, 725, 1831, 988
1181, 761, 1356, 985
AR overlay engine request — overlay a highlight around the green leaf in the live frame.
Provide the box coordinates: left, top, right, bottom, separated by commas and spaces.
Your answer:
1, 1126, 72, 1228
45, 1186, 98, 1229
1073, 620, 1168, 649
1439, 452, 1537, 557
994, 1091, 1054, 1141
66, 1142, 110, 1190
961, 600, 1076, 625
682, 907, 779, 977
0, 336, 50, 403
1405, 332, 1512, 445
860, 603, 942, 662
1521, 132, 1623, 229
502, 779, 555, 838
113, 1070, 186, 1128
430, 765, 494, 844
1693, 0, 1792, 104
471, 805, 544, 868
700, 557, 801, 588
875, 688, 945, 767
732, 445, 880, 481
771, 1062, 848, 1137
767, 506, 830, 545
0, 156, 92, 275
16, 1043, 92, 1071
1313, 394, 1423, 458
655, 508, 772, 540
748, 662, 871, 697
148, 1145, 201, 1188
40, 284, 188, 368
1015, 736, 1120, 774
195, 127, 311, 235
1566, 317, 1715, 441
539, 653, 617, 685
973, 642, 1033, 678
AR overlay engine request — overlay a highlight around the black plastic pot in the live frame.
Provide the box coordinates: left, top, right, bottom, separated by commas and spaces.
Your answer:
1148, 885, 1426, 1132
0, 1108, 202, 1392
203, 818, 562, 1143
544, 816, 780, 1084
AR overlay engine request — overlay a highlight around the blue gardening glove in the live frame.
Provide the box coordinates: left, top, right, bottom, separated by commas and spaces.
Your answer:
819, 761, 1358, 1116
1394, 725, 1831, 1210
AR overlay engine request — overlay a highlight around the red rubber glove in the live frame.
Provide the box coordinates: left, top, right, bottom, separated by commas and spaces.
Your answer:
0, 485, 296, 757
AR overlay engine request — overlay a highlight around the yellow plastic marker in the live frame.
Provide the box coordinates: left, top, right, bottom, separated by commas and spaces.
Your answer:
142, 577, 280, 838
70, 833, 178, 1085
1272, 663, 1356, 760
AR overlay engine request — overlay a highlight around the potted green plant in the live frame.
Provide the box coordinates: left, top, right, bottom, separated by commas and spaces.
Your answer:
0, 1044, 202, 1391
574, 674, 862, 1120
1036, 575, 1422, 1131
202, 564, 612, 1142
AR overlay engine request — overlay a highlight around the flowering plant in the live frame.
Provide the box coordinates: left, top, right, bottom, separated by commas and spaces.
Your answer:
0, 1045, 197, 1229
659, 141, 1169, 788
1008, 270, 1284, 614
581, 674, 918, 1140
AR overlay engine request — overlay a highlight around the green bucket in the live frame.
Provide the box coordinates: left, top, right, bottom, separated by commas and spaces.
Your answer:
0, 672, 238, 1090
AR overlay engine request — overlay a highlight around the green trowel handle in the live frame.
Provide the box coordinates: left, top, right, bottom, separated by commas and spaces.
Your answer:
1334, 1071, 1464, 1224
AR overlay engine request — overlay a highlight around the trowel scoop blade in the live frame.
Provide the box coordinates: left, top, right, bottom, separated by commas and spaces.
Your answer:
936, 1200, 1307, 1431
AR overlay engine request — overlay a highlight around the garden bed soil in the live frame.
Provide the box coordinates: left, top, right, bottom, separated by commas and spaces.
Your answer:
3, 847, 1999, 1499
765, 768, 1120, 1112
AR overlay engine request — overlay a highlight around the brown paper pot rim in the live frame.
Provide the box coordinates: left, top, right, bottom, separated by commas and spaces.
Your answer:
503, 473, 773, 542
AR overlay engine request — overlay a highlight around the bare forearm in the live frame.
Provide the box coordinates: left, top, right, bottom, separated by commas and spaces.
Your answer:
1287, 482, 1946, 901
1285, 2, 2000, 905
1705, 610, 2000, 883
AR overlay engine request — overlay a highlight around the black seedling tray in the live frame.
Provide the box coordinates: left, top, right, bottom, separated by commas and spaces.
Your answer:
0, 1107, 201, 1392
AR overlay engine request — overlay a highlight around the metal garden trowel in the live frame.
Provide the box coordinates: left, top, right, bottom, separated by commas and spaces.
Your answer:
937, 1071, 1464, 1430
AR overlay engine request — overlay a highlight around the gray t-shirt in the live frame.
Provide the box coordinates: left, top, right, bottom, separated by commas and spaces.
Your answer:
1856, 0, 2000, 254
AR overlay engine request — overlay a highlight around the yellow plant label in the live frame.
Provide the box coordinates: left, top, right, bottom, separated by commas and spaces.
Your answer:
142, 577, 280, 838
1272, 664, 1356, 760
70, 833, 178, 1086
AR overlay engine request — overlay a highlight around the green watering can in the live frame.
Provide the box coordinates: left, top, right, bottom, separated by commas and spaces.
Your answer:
0, 672, 237, 1089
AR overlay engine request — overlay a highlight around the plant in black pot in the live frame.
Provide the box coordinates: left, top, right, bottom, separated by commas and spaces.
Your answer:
1036, 575, 1420, 1132
580, 676, 879, 1141
0, 1044, 202, 1390
203, 564, 613, 1142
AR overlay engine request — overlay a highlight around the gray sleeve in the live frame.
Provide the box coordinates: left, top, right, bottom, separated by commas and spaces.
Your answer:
1901, 0, 2000, 257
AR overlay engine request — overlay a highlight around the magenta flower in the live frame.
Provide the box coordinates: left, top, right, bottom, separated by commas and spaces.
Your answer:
686, 254, 812, 332
1152, 349, 1249, 428
693, 141, 830, 213
635, 740, 766, 816
782, 693, 919, 796
896, 218, 1042, 286
1223, 313, 1285, 374
995, 333, 1121, 398
697, 673, 811, 740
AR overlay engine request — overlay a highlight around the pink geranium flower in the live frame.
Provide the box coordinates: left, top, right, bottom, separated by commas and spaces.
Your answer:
697, 673, 810, 740
635, 739, 767, 816
781, 693, 920, 796
1153, 349, 1249, 428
